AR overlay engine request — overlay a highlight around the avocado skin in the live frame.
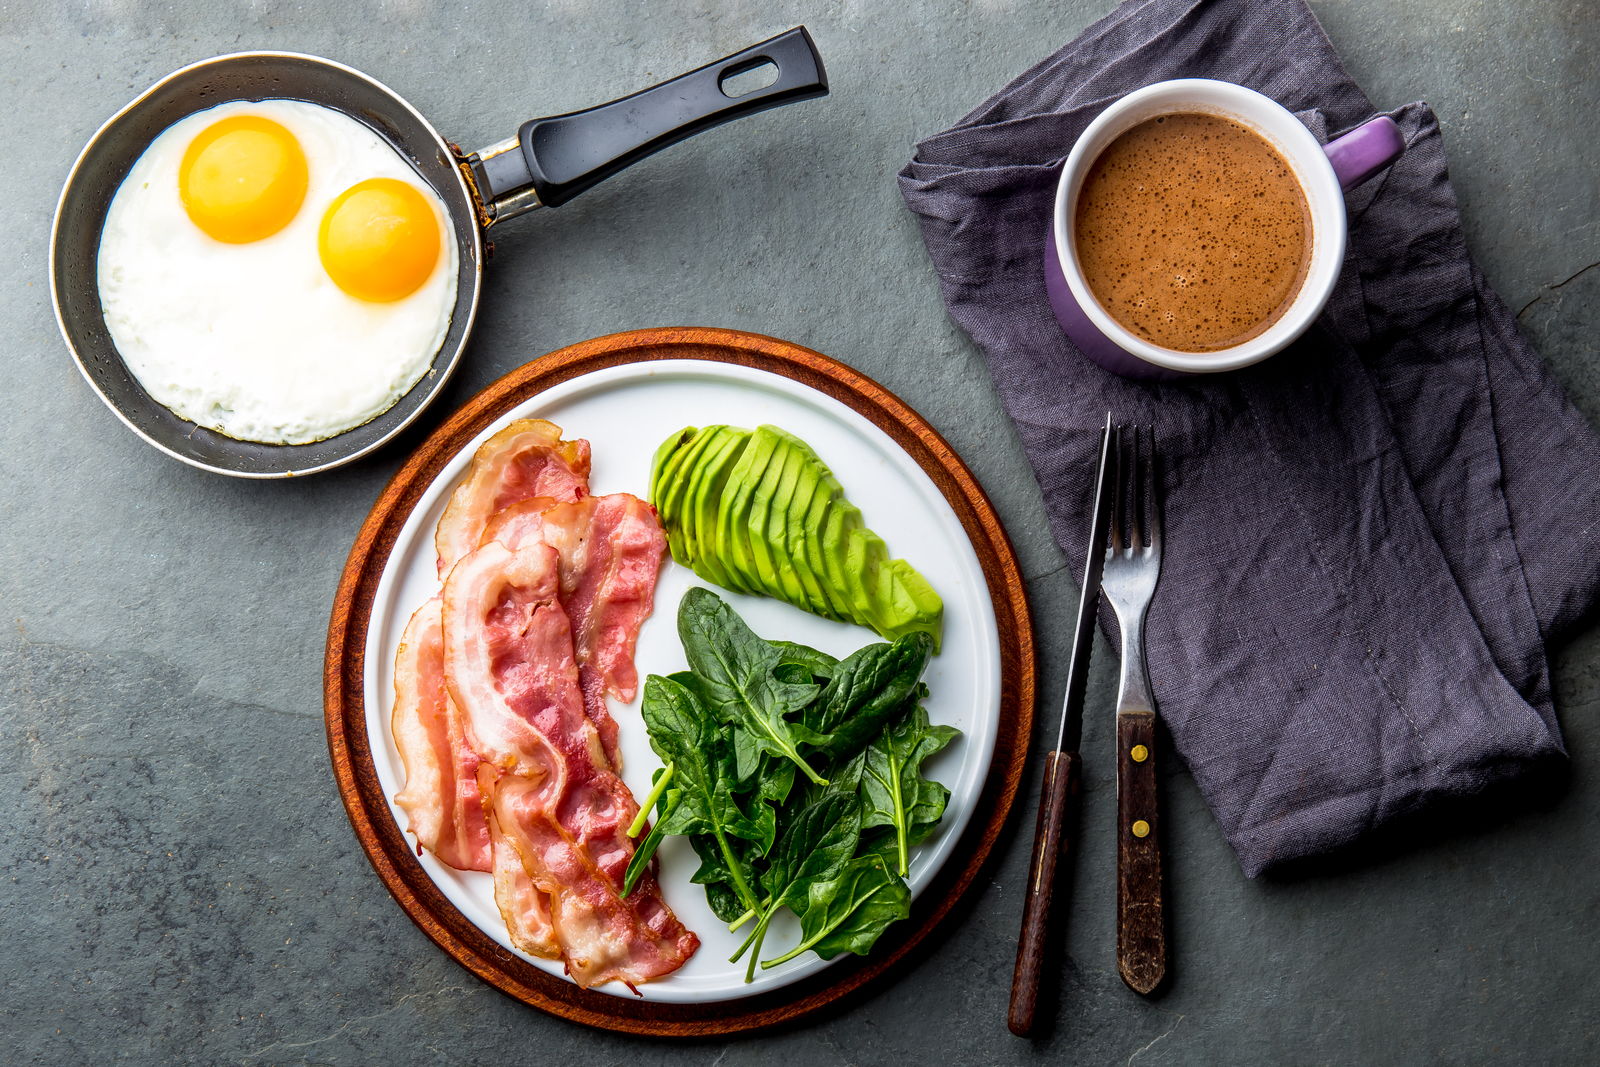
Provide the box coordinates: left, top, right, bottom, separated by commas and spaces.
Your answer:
651, 422, 944, 647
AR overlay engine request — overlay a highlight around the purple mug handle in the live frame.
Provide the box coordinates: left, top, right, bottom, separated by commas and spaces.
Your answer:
1325, 115, 1405, 190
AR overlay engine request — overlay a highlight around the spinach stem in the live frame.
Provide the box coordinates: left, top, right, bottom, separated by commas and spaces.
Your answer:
727, 899, 770, 933
890, 747, 909, 877
626, 761, 675, 838
727, 902, 771, 963
713, 825, 760, 915
743, 906, 777, 983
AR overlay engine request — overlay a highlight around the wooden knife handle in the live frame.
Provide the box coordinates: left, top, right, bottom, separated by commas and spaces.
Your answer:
1008, 749, 1081, 1037
1116, 709, 1166, 994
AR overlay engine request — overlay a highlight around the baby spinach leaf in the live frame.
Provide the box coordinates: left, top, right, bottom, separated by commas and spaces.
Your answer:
689, 835, 762, 924
632, 674, 771, 911
762, 853, 911, 967
769, 639, 840, 681
858, 703, 960, 876
803, 632, 934, 759
736, 791, 863, 979
677, 587, 829, 785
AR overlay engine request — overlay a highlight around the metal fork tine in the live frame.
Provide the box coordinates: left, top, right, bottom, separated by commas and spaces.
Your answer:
1107, 425, 1124, 554
1128, 426, 1144, 551
1144, 426, 1161, 552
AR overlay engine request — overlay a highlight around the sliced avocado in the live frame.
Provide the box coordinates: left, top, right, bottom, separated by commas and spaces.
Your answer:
649, 426, 698, 507
842, 516, 889, 635
656, 427, 723, 565
817, 493, 860, 626
650, 421, 945, 645
793, 449, 851, 621
767, 431, 835, 618
743, 427, 792, 599
719, 425, 781, 595
661, 425, 726, 557
681, 427, 747, 590
885, 562, 945, 650
760, 435, 814, 610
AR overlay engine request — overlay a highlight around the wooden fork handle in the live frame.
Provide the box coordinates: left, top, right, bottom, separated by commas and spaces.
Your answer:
1008, 749, 1081, 1037
1116, 709, 1166, 994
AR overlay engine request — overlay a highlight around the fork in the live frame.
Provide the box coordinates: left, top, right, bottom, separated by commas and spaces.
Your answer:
1101, 425, 1166, 995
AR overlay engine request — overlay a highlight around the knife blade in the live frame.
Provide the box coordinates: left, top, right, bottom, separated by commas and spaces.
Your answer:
1008, 413, 1117, 1038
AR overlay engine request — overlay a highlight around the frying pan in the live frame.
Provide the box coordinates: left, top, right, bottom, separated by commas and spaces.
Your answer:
50, 28, 826, 478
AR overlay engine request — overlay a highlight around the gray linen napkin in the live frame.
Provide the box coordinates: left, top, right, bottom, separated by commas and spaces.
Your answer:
899, 0, 1600, 875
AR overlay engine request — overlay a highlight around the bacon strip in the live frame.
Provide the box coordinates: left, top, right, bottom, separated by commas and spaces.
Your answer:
483, 494, 669, 768
482, 767, 559, 959
434, 419, 591, 577
391, 598, 491, 873
442, 541, 697, 987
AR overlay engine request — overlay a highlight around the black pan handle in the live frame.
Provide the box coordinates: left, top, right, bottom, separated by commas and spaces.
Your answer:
472, 26, 827, 217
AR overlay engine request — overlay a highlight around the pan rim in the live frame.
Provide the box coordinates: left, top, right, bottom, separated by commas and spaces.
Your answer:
49, 49, 485, 480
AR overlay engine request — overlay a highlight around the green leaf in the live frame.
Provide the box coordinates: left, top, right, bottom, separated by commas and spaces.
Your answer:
762, 854, 911, 966
677, 587, 829, 785
735, 791, 862, 979
688, 835, 761, 924
638, 674, 771, 910
803, 632, 934, 758
769, 639, 839, 681
760, 791, 861, 903
858, 703, 960, 876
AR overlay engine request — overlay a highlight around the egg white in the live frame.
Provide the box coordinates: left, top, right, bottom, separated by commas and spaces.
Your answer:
97, 99, 459, 446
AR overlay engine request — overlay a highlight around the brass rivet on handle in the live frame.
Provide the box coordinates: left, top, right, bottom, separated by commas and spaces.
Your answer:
1131, 820, 1151, 838
1130, 744, 1149, 763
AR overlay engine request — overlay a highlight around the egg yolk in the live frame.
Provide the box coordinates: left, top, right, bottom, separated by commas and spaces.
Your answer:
318, 178, 441, 303
178, 116, 308, 243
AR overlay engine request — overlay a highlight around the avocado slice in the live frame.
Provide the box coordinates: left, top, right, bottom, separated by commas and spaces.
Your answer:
681, 427, 747, 591
719, 425, 781, 596
743, 427, 793, 599
649, 425, 698, 507
886, 562, 945, 650
842, 517, 890, 635
796, 448, 854, 622
786, 468, 838, 618
817, 492, 860, 627
664, 425, 727, 558
769, 432, 839, 618
656, 426, 723, 565
760, 434, 820, 611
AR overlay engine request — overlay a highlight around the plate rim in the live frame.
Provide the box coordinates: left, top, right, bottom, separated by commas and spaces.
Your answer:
323, 326, 1035, 1036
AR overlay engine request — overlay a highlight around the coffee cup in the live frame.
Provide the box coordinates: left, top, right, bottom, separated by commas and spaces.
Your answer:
1045, 79, 1404, 378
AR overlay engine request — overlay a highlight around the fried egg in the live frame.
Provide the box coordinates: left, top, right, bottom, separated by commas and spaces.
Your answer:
97, 99, 458, 446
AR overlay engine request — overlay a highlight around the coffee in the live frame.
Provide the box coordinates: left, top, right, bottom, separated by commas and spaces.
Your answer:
1074, 112, 1311, 353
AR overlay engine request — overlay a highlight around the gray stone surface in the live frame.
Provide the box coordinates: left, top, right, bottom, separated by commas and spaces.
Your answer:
1, 0, 1595, 1062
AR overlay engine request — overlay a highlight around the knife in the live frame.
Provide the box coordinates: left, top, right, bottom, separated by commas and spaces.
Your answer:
1007, 415, 1117, 1038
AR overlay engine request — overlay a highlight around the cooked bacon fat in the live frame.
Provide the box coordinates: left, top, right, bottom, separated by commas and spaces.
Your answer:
434, 419, 591, 577
442, 541, 697, 987
391, 597, 491, 873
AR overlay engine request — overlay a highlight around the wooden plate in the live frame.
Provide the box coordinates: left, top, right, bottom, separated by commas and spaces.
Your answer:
324, 327, 1034, 1035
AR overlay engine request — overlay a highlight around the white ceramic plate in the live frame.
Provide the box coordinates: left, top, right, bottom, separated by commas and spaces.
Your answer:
361, 359, 1001, 1002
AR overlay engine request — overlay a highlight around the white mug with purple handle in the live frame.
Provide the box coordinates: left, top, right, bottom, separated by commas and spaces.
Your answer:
1046, 79, 1405, 378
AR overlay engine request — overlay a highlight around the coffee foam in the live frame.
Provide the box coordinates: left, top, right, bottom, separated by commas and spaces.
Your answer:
1074, 112, 1311, 353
